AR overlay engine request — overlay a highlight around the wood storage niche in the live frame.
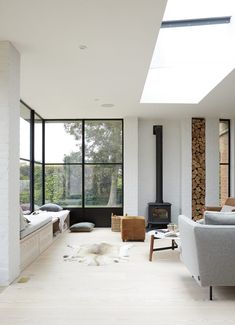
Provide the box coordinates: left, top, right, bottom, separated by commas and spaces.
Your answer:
192, 118, 205, 220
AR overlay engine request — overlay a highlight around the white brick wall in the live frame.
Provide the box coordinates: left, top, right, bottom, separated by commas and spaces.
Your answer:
0, 41, 20, 285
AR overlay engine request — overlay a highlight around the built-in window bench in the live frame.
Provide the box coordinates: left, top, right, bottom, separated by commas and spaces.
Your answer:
20, 210, 70, 271
20, 215, 52, 271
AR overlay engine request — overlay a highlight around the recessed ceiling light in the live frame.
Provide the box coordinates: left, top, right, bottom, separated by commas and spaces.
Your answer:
101, 104, 115, 108
79, 44, 87, 50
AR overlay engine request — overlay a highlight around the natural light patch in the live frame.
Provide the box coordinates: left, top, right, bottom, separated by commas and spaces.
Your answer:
163, 0, 233, 20
141, 0, 235, 104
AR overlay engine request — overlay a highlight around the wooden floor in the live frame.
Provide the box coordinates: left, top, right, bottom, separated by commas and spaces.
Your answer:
0, 228, 235, 325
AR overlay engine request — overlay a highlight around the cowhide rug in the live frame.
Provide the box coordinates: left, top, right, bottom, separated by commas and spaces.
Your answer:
63, 242, 133, 266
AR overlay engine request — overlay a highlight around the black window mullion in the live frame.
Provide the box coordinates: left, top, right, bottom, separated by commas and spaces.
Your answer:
228, 119, 231, 197
121, 119, 124, 207
82, 120, 85, 208
30, 110, 35, 212
44, 163, 83, 166
42, 119, 45, 204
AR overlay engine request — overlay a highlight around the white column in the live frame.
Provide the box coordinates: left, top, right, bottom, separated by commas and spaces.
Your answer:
0, 41, 20, 285
180, 118, 192, 219
205, 118, 219, 206
124, 117, 138, 215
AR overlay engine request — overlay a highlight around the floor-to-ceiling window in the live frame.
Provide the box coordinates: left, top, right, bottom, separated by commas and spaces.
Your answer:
20, 102, 31, 212
45, 120, 123, 208
219, 119, 230, 205
34, 113, 43, 207
44, 119, 123, 226
20, 106, 123, 224
84, 120, 123, 208
44, 121, 83, 207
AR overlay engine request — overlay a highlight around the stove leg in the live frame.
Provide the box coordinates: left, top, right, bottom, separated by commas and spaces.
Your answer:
209, 286, 213, 301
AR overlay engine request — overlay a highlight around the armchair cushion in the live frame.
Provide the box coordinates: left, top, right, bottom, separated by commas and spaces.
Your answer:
204, 211, 235, 225
221, 205, 235, 212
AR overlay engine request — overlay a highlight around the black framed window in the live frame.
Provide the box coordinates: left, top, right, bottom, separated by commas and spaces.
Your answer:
44, 121, 83, 207
20, 102, 123, 225
34, 113, 43, 207
44, 120, 123, 208
20, 102, 32, 212
219, 119, 230, 205
44, 164, 82, 207
84, 120, 123, 207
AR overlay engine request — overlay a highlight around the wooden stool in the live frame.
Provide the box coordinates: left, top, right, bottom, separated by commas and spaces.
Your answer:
121, 216, 146, 241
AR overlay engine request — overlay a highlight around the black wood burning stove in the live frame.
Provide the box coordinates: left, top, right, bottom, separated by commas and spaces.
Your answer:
148, 125, 171, 229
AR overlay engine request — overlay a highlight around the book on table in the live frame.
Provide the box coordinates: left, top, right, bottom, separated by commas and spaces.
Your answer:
155, 230, 179, 238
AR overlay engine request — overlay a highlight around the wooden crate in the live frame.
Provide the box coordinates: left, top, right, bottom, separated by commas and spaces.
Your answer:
111, 215, 121, 232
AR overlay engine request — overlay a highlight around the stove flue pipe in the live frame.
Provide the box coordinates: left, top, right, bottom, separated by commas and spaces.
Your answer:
153, 125, 163, 203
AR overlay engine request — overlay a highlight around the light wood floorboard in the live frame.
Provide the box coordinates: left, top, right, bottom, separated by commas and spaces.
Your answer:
0, 228, 235, 325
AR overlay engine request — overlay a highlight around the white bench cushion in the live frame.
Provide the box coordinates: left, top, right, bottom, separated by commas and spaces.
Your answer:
20, 214, 52, 239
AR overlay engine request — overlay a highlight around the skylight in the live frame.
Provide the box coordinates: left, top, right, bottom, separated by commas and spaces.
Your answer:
141, 0, 235, 104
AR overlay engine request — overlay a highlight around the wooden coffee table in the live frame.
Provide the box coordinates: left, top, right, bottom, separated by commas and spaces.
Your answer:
149, 231, 180, 261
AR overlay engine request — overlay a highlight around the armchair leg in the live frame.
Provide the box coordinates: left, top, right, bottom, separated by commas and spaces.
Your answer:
209, 286, 212, 301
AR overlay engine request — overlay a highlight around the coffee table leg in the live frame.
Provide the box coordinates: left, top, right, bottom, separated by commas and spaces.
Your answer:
149, 234, 154, 261
172, 239, 178, 250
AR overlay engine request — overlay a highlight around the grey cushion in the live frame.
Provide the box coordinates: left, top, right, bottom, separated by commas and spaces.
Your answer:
204, 211, 235, 225
40, 203, 63, 212
70, 222, 95, 232
221, 204, 235, 212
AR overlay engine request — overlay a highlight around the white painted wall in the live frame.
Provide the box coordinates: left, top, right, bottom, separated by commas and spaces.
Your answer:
180, 119, 192, 219
123, 117, 138, 215
0, 41, 20, 285
138, 119, 181, 224
205, 118, 219, 206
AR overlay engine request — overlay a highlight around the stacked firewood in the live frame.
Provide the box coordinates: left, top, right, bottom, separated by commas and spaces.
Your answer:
192, 118, 205, 220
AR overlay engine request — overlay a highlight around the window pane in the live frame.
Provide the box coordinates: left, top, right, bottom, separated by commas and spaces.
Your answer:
219, 121, 229, 164
85, 165, 122, 207
220, 164, 229, 206
45, 165, 82, 207
20, 160, 30, 211
20, 103, 31, 160
34, 163, 43, 207
85, 120, 122, 163
35, 114, 42, 163
45, 122, 82, 163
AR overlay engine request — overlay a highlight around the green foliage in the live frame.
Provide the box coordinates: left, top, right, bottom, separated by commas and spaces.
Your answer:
30, 121, 123, 208
45, 165, 64, 204
64, 120, 123, 207
20, 162, 30, 204
34, 164, 42, 206
85, 121, 122, 163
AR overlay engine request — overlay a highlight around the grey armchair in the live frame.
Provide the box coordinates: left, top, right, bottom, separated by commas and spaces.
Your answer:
178, 214, 235, 300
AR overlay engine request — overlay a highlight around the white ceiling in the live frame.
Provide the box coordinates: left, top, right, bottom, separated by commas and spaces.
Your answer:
0, 0, 235, 119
